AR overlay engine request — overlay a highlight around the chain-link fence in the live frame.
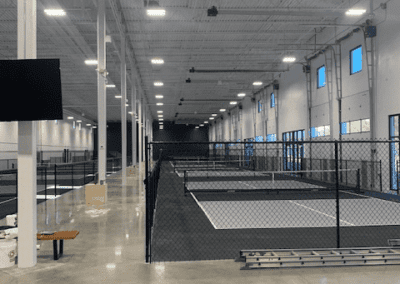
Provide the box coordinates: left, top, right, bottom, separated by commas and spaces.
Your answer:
145, 139, 400, 263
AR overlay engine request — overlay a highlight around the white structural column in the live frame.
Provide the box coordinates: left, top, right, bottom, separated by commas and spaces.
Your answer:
131, 81, 137, 166
17, 0, 37, 267
120, 35, 127, 184
97, 0, 107, 184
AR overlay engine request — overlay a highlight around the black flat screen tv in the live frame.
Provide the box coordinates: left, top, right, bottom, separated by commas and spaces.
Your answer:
0, 59, 63, 121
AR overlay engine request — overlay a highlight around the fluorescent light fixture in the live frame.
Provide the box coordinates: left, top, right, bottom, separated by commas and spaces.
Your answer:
44, 9, 66, 16
238, 93, 246, 97
220, 109, 226, 112
200, 124, 204, 127
154, 81, 163, 86
195, 126, 199, 129
345, 9, 366, 15
212, 114, 217, 116
210, 117, 214, 120
283, 57, 296, 62
155, 95, 164, 99
230, 101, 237, 105
151, 58, 164, 64
159, 122, 163, 125
67, 116, 74, 120
147, 9, 166, 16
253, 81, 262, 86
128, 112, 133, 115
158, 115, 163, 117
157, 111, 163, 113
156, 103, 164, 106
126, 104, 129, 107
93, 126, 97, 129
106, 84, 115, 88
86, 124, 91, 126
159, 118, 164, 121
115, 95, 122, 98
85, 59, 98, 65
77, 120, 82, 123
204, 121, 209, 124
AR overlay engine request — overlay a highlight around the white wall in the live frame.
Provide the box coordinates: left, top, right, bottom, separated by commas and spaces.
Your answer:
210, 1, 400, 142
0, 120, 93, 160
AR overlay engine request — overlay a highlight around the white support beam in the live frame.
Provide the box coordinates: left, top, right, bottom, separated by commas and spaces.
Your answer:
131, 78, 137, 166
121, 34, 127, 185
17, 0, 37, 268
97, 0, 107, 184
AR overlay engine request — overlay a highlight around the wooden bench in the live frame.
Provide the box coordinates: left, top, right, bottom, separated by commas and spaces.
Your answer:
37, 230, 79, 260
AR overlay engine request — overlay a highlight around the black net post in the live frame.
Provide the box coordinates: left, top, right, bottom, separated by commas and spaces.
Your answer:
71, 164, 74, 189
335, 141, 340, 249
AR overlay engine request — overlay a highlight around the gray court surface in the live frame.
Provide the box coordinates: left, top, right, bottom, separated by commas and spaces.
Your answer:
176, 170, 268, 178
190, 195, 400, 230
187, 180, 326, 190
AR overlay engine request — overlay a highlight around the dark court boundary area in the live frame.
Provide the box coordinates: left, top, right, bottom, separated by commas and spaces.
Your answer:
151, 161, 400, 262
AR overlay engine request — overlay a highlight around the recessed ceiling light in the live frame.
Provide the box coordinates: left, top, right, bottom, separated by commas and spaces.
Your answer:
204, 121, 208, 124
345, 9, 366, 15
238, 93, 246, 97
283, 57, 296, 62
159, 122, 163, 124
220, 109, 226, 112
44, 9, 66, 16
157, 111, 163, 113
106, 84, 115, 88
253, 81, 262, 86
200, 124, 204, 127
147, 9, 166, 17
155, 95, 164, 99
67, 117, 74, 120
159, 118, 164, 121
158, 115, 163, 117
195, 126, 199, 129
212, 114, 217, 116
156, 103, 164, 106
151, 58, 164, 64
115, 95, 122, 98
77, 120, 82, 123
210, 117, 214, 120
93, 126, 97, 129
86, 124, 91, 126
85, 59, 98, 65
230, 101, 237, 105
154, 82, 163, 86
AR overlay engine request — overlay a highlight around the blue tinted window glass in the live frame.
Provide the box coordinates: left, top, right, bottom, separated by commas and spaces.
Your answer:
270, 93, 275, 108
341, 122, 348, 135
258, 100, 262, 113
318, 66, 326, 88
351, 46, 362, 74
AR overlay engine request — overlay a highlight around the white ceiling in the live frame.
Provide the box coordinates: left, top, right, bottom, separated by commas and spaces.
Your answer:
0, 0, 373, 125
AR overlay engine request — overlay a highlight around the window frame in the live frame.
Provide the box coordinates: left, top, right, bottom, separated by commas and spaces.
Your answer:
317, 65, 326, 89
350, 45, 363, 75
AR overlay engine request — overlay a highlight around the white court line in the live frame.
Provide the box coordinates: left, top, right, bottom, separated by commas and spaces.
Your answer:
238, 181, 258, 189
288, 200, 355, 226
190, 192, 217, 229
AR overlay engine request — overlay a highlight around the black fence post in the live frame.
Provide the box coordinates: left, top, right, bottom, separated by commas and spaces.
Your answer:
54, 164, 57, 197
145, 136, 150, 263
335, 141, 340, 249
15, 171, 18, 213
84, 162, 86, 185
45, 167, 47, 201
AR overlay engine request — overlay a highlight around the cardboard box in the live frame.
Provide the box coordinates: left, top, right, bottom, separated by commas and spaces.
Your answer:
85, 184, 108, 208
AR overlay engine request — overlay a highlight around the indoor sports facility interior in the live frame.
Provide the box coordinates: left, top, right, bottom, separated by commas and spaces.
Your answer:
1, 0, 400, 283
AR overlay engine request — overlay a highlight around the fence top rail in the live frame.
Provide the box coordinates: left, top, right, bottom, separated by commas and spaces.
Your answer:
149, 140, 396, 144
183, 168, 360, 174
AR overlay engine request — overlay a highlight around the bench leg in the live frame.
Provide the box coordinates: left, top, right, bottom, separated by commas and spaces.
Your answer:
59, 239, 64, 258
53, 240, 58, 260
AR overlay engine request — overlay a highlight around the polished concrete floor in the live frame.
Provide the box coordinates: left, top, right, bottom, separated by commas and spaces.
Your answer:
1, 163, 400, 283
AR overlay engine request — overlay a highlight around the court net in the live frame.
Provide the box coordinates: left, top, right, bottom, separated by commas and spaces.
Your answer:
172, 159, 244, 171
183, 168, 361, 196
